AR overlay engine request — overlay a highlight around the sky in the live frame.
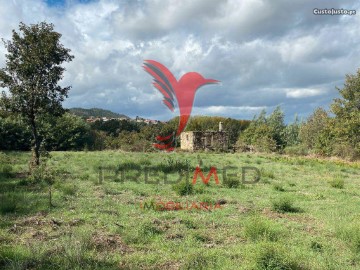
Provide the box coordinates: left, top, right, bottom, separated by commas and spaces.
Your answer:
0, 0, 359, 122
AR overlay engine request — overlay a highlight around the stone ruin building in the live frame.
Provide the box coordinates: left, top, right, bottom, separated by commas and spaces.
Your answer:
180, 122, 228, 151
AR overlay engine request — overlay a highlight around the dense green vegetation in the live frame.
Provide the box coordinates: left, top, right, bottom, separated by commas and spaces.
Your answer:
0, 151, 359, 269
238, 70, 360, 160
0, 113, 250, 152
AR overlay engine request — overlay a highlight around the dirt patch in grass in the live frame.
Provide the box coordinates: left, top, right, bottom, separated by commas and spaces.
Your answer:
8, 213, 85, 243
15, 172, 30, 179
237, 205, 253, 214
94, 187, 105, 199
155, 261, 181, 270
119, 260, 181, 270
262, 208, 310, 222
15, 213, 84, 228
8, 212, 49, 235
165, 232, 184, 240
92, 232, 133, 254
102, 209, 120, 216
30, 230, 48, 240
18, 212, 49, 226
151, 218, 172, 231
224, 235, 246, 245
262, 208, 321, 235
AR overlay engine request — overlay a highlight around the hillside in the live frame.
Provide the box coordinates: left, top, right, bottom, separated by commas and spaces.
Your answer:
69, 108, 129, 119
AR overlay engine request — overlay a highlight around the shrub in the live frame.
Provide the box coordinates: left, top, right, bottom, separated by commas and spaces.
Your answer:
224, 177, 240, 188
235, 139, 249, 152
193, 184, 206, 194
310, 241, 323, 252
181, 219, 197, 229
261, 168, 275, 179
272, 196, 300, 213
0, 152, 8, 163
156, 158, 190, 174
254, 243, 303, 270
61, 183, 78, 196
288, 182, 296, 187
284, 145, 309, 156
0, 164, 13, 178
79, 173, 90, 181
141, 221, 163, 237
193, 233, 211, 243
337, 224, 360, 252
29, 162, 56, 185
244, 216, 282, 241
254, 136, 277, 153
0, 192, 24, 214
56, 229, 92, 268
273, 183, 285, 192
199, 195, 215, 205
183, 253, 218, 270
332, 142, 359, 161
329, 176, 345, 189
172, 180, 193, 196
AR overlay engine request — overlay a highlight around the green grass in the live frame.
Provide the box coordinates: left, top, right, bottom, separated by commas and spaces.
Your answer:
0, 164, 13, 178
243, 216, 283, 242
329, 175, 345, 189
252, 242, 304, 270
273, 183, 285, 192
172, 180, 194, 196
0, 151, 359, 269
0, 192, 23, 214
271, 196, 300, 213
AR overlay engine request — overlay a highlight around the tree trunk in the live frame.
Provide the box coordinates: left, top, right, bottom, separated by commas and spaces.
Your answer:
30, 116, 41, 166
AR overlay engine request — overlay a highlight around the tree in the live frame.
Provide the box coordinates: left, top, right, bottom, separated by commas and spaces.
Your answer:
267, 106, 286, 149
43, 113, 92, 151
238, 108, 285, 152
90, 119, 140, 136
223, 118, 250, 145
299, 108, 333, 154
284, 115, 301, 147
238, 111, 264, 145
256, 109, 267, 124
0, 22, 74, 166
331, 69, 360, 158
0, 114, 31, 150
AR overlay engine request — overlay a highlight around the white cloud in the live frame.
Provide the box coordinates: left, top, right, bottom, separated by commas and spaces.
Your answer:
285, 88, 325, 98
0, 0, 359, 121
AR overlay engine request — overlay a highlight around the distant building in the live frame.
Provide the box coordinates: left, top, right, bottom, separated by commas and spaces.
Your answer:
86, 117, 101, 123
86, 117, 130, 123
180, 122, 228, 151
134, 116, 160, 124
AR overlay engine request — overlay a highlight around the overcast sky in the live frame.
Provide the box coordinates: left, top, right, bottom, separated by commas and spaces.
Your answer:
0, 0, 359, 121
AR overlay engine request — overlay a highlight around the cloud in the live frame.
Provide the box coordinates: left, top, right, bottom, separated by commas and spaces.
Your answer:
0, 0, 359, 122
285, 88, 325, 98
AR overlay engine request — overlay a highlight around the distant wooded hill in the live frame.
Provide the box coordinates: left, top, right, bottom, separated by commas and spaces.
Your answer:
69, 108, 129, 119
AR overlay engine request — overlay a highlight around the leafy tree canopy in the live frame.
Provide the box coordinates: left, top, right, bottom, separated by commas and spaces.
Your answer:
0, 22, 74, 165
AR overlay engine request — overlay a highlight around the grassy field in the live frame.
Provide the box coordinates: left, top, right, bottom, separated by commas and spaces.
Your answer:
0, 151, 360, 269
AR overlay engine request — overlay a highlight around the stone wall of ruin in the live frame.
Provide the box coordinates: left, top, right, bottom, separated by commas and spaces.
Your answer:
180, 131, 228, 151
180, 132, 194, 150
